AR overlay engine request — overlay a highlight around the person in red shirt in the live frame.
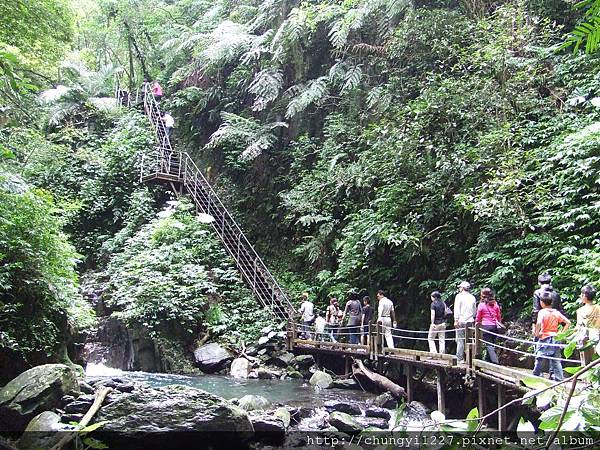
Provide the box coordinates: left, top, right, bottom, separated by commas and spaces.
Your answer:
475, 288, 503, 364
533, 292, 571, 381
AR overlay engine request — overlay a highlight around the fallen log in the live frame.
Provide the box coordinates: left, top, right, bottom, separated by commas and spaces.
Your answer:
352, 359, 407, 399
49, 387, 112, 450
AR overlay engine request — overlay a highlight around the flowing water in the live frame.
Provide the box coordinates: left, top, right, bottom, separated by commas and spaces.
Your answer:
86, 363, 374, 406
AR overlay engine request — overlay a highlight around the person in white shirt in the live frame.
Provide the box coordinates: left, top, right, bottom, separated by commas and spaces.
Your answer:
376, 290, 396, 349
454, 280, 477, 362
162, 112, 175, 140
314, 312, 326, 341
298, 292, 314, 340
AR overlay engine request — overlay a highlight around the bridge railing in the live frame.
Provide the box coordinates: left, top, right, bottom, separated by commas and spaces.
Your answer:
287, 320, 585, 375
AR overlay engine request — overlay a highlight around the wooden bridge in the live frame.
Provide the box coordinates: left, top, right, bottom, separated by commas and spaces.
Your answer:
286, 320, 580, 431
121, 84, 583, 432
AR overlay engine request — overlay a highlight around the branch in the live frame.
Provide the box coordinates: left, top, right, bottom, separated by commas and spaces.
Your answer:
544, 374, 579, 450
49, 387, 112, 450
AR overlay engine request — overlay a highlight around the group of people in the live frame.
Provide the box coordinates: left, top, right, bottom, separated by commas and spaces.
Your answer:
298, 290, 395, 346
143, 80, 175, 141
297, 273, 599, 381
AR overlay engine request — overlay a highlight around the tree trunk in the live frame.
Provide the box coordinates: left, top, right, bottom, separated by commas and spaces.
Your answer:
352, 358, 407, 399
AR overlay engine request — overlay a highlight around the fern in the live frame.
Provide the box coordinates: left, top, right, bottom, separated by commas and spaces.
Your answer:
248, 69, 283, 111
206, 112, 287, 161
285, 77, 330, 118
341, 65, 362, 94
270, 8, 309, 63
562, 0, 600, 53
201, 21, 255, 70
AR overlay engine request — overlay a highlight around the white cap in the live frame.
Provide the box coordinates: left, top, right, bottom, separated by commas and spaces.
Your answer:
459, 281, 471, 290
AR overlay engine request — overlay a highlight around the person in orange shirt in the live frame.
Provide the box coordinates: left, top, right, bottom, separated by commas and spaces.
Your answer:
533, 291, 571, 381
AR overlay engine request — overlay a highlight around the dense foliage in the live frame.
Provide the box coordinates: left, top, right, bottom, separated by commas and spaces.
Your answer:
102, 198, 270, 345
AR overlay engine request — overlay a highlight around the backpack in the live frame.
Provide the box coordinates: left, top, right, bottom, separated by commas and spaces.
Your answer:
588, 304, 600, 328
444, 303, 453, 318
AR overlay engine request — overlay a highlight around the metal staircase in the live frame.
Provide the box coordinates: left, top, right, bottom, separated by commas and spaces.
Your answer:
138, 87, 294, 320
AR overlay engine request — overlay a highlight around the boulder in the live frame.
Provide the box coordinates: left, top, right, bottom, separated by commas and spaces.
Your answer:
94, 385, 253, 449
286, 370, 303, 379
268, 352, 294, 368
78, 381, 95, 394
260, 326, 273, 335
291, 354, 315, 369
193, 343, 233, 373
328, 412, 362, 434
0, 364, 80, 431
309, 371, 333, 389
237, 394, 271, 412
230, 358, 251, 379
64, 400, 94, 414
274, 407, 291, 429
258, 336, 270, 346
17, 411, 64, 450
356, 416, 389, 429
61, 413, 84, 423
365, 406, 391, 420
249, 414, 285, 434
331, 379, 359, 390
324, 400, 361, 416
257, 368, 274, 380
373, 392, 398, 409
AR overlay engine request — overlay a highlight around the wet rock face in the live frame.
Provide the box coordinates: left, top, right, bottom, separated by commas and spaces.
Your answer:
324, 400, 361, 416
365, 406, 391, 420
193, 343, 233, 373
94, 385, 253, 449
237, 394, 271, 412
372, 392, 398, 409
309, 370, 333, 389
328, 412, 362, 434
0, 364, 80, 431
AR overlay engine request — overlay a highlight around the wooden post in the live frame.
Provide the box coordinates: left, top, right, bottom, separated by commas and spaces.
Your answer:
474, 322, 482, 360
345, 356, 351, 377
436, 369, 446, 415
406, 365, 414, 403
477, 376, 486, 423
497, 384, 507, 431
465, 324, 472, 370
374, 322, 380, 360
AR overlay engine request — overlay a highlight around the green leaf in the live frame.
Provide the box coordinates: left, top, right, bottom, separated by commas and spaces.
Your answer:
522, 376, 553, 390
563, 341, 577, 358
466, 407, 479, 432
80, 421, 108, 433
82, 437, 109, 449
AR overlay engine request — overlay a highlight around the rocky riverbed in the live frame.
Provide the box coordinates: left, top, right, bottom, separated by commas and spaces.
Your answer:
0, 327, 438, 449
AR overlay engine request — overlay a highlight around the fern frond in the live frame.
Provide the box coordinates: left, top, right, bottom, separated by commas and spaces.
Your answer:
285, 77, 329, 118
248, 69, 283, 111
341, 65, 362, 94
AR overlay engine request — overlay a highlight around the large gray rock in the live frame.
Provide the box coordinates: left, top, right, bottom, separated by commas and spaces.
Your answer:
331, 379, 359, 390
328, 412, 362, 434
95, 385, 253, 449
274, 407, 291, 429
373, 392, 398, 409
0, 364, 80, 431
324, 400, 361, 416
309, 371, 333, 389
230, 358, 251, 379
193, 343, 233, 373
17, 411, 65, 450
291, 354, 315, 369
268, 352, 295, 368
249, 413, 285, 434
365, 406, 391, 420
356, 416, 389, 429
237, 394, 271, 412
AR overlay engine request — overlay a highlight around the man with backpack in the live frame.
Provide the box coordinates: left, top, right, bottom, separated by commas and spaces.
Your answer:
342, 293, 363, 344
428, 291, 448, 354
532, 273, 566, 331
298, 292, 314, 340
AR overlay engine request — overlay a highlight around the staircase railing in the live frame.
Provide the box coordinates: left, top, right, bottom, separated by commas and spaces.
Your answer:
138, 87, 294, 320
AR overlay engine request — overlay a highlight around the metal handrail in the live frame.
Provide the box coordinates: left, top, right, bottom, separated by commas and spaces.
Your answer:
138, 88, 293, 317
